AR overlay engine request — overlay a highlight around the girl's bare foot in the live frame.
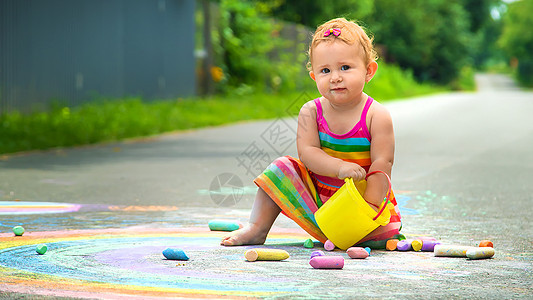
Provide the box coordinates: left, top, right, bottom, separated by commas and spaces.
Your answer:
220, 225, 269, 246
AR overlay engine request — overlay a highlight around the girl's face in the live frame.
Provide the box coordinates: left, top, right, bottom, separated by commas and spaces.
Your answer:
310, 40, 376, 106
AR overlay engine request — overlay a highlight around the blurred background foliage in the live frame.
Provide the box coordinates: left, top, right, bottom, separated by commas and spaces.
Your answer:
200, 0, 532, 94
2, 0, 532, 154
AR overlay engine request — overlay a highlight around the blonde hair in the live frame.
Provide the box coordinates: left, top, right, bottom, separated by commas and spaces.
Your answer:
307, 18, 378, 70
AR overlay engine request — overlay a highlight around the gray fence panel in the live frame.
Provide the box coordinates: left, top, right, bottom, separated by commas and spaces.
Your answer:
0, 0, 195, 113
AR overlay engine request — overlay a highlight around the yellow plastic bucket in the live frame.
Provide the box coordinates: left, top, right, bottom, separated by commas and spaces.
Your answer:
314, 171, 392, 250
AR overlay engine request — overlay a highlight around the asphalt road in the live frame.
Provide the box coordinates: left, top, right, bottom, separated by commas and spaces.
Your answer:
0, 73, 532, 299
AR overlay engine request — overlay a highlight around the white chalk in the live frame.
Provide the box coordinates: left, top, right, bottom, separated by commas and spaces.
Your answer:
466, 247, 495, 260
434, 245, 473, 257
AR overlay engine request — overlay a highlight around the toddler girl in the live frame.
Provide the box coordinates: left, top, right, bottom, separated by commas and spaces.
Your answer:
221, 18, 402, 247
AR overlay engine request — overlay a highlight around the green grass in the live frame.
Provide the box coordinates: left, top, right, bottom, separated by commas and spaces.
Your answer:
0, 62, 463, 155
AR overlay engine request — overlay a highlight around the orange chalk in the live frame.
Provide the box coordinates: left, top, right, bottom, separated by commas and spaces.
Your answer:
386, 239, 399, 251
479, 240, 493, 248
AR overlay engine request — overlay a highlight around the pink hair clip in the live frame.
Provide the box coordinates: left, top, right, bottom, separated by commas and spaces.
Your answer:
324, 28, 341, 37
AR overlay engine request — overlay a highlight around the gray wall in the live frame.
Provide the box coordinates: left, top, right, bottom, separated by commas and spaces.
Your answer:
0, 0, 196, 113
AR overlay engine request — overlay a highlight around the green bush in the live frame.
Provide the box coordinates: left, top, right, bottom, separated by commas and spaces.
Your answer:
1, 61, 450, 155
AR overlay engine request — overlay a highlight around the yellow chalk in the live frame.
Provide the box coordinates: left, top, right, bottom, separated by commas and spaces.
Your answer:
244, 248, 289, 262
412, 239, 423, 252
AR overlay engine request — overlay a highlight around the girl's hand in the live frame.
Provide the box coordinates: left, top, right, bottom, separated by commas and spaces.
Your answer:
337, 162, 366, 182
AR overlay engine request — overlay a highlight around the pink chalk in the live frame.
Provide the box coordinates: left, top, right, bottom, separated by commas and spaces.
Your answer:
417, 236, 437, 241
346, 247, 369, 259
324, 240, 335, 251
309, 256, 344, 269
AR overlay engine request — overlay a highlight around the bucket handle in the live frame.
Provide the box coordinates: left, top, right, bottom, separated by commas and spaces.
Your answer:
363, 170, 392, 221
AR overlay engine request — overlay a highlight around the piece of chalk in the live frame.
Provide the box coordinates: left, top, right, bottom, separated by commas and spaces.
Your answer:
162, 248, 190, 261
412, 239, 423, 252
208, 220, 243, 232
244, 248, 289, 262
364, 247, 371, 255
466, 247, 495, 260
309, 255, 344, 269
386, 239, 399, 251
434, 245, 473, 257
303, 238, 314, 248
417, 236, 437, 241
478, 240, 493, 248
324, 240, 335, 251
310, 250, 325, 259
421, 240, 441, 252
397, 240, 413, 251
13, 226, 25, 236
346, 247, 369, 259
36, 244, 47, 255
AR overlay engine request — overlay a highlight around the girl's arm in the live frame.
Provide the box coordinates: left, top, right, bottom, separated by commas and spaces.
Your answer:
296, 100, 366, 181
363, 103, 395, 208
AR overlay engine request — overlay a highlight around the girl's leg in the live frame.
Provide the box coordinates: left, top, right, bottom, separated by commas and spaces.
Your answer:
220, 187, 281, 246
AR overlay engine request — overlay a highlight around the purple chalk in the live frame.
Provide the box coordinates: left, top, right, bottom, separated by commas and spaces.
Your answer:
421, 240, 441, 252
397, 240, 413, 251
310, 250, 325, 259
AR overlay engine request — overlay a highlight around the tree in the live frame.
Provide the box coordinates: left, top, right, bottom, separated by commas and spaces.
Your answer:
268, 0, 374, 28
498, 0, 533, 86
366, 0, 471, 84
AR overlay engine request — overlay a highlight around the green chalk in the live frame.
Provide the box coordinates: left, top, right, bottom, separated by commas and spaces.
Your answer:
303, 238, 314, 248
36, 244, 48, 255
208, 219, 242, 231
13, 226, 25, 236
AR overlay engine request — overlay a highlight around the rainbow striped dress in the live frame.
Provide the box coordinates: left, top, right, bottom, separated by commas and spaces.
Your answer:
255, 97, 402, 244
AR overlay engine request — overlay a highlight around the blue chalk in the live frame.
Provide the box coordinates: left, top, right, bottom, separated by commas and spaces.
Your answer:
364, 247, 371, 255
162, 248, 189, 261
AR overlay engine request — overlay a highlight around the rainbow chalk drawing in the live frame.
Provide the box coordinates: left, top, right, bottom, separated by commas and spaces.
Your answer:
207, 219, 243, 231
12, 226, 25, 236
434, 245, 473, 257
346, 247, 369, 259
162, 248, 189, 260
466, 247, 495, 260
309, 256, 344, 269
479, 240, 494, 248
324, 240, 335, 251
0, 227, 311, 299
35, 244, 48, 255
244, 248, 289, 262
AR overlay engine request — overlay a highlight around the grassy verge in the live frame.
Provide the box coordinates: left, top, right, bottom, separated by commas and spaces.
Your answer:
0, 63, 462, 155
